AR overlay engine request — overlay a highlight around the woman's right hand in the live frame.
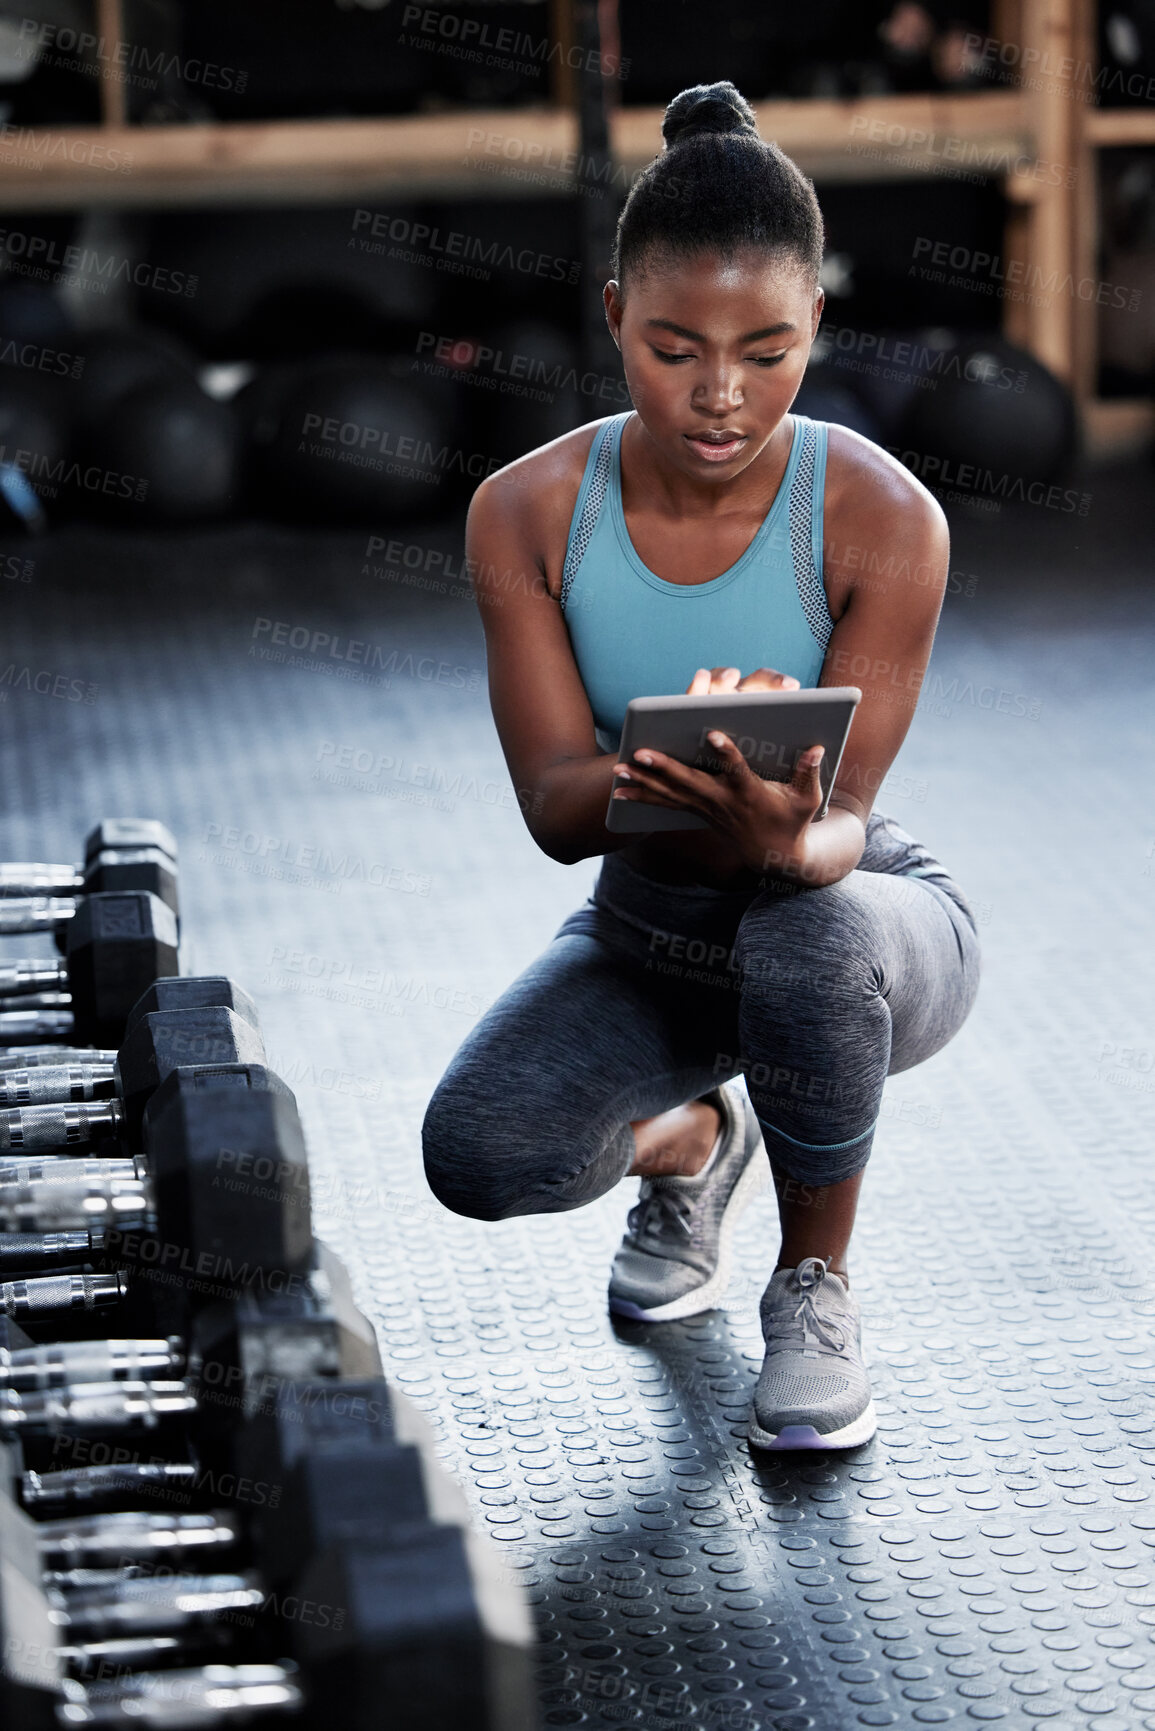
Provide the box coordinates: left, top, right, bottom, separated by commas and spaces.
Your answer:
685, 665, 801, 695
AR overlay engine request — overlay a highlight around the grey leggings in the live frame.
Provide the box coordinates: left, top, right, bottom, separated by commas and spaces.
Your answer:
422, 812, 981, 1219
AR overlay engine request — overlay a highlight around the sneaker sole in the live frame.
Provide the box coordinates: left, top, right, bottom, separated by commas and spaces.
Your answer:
746, 1399, 877, 1452
607, 1130, 769, 1324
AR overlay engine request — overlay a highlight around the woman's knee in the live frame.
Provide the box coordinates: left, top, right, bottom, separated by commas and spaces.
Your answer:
735, 878, 883, 1002
421, 1070, 521, 1222
421, 1066, 629, 1222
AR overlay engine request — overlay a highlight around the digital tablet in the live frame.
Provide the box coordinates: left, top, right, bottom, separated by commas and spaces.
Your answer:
605, 687, 862, 833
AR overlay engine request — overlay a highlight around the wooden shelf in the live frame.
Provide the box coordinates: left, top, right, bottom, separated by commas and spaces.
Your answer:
1084, 108, 1155, 147
1084, 396, 1155, 458
0, 110, 572, 210
0, 92, 1031, 211
620, 91, 1031, 184
0, 0, 1146, 448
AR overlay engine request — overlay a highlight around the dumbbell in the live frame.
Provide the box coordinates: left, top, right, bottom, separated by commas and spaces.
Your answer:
0, 893, 179, 1050
0, 841, 177, 943
11, 1268, 535, 1728
0, 1274, 379, 1717
1, 1325, 196, 1509
16, 1248, 388, 1519
187, 1271, 536, 1731
0, 819, 178, 912
230, 1369, 537, 1731
185, 1240, 381, 1465
113, 1062, 314, 1304
0, 1067, 313, 1317
0, 977, 263, 1157
0, 1465, 301, 1728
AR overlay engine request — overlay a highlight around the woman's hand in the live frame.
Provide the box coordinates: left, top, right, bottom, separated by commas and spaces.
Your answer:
610, 664, 826, 876
685, 664, 800, 696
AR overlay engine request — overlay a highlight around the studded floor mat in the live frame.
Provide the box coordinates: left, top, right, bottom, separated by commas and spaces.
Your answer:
3, 468, 1154, 1730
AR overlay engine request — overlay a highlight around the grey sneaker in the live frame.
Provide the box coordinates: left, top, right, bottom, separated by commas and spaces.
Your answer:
608, 1080, 769, 1323
747, 1256, 877, 1450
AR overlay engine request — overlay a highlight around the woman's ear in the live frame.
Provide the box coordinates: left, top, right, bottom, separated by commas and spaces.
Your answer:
605, 278, 624, 349
810, 286, 825, 340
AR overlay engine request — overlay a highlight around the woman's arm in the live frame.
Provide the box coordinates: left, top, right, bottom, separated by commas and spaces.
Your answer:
817, 429, 951, 830
465, 447, 642, 865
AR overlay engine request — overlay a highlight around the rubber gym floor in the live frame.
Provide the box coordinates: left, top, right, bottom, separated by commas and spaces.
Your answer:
4, 459, 1154, 1731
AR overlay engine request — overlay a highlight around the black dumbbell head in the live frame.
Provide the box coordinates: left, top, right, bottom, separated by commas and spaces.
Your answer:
188, 1282, 383, 1466
65, 892, 180, 1048
83, 848, 179, 917
84, 819, 178, 865
0, 1460, 69, 1719
123, 977, 260, 1043
293, 1526, 487, 1725
117, 1005, 266, 1137
235, 1377, 398, 1482
142, 1065, 314, 1291
254, 1443, 430, 1590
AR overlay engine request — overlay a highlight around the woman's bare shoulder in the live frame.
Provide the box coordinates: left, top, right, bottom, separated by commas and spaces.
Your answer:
470, 414, 624, 589
819, 421, 949, 618
823, 421, 947, 538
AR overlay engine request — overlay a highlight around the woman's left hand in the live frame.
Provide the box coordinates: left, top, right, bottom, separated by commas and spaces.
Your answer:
611, 666, 827, 875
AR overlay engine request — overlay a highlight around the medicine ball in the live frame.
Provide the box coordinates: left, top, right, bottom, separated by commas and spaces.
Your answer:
0, 282, 74, 352
76, 378, 241, 522
900, 333, 1077, 487
248, 353, 461, 522
463, 319, 590, 465
815, 327, 940, 440
793, 367, 883, 443
71, 326, 200, 434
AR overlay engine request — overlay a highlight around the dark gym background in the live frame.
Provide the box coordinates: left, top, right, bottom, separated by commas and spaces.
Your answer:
3, 1, 1155, 1726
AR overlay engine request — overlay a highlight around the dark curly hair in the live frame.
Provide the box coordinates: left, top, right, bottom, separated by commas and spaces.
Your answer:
611, 81, 825, 293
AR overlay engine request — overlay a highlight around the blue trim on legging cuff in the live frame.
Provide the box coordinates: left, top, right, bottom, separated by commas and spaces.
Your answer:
757, 1116, 879, 1152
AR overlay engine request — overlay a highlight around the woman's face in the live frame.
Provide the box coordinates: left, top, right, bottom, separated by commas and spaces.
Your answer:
605, 247, 823, 479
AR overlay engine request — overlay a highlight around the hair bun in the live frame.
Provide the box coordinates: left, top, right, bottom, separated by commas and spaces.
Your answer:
661, 82, 759, 150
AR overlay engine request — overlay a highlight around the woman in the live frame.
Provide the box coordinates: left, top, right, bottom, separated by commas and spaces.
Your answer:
422, 80, 981, 1451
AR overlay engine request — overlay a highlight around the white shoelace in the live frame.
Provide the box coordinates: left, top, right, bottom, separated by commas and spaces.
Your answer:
775, 1255, 847, 1353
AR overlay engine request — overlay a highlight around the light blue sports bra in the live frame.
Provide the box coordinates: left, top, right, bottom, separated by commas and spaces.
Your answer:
559, 411, 836, 752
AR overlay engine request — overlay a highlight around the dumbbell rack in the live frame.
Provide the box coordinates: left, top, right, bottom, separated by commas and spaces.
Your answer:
0, 822, 538, 1730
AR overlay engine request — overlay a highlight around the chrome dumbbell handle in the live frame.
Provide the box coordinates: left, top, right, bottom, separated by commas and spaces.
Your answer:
48, 1572, 265, 1631
0, 1272, 129, 1318
57, 1663, 302, 1725
0, 958, 69, 996
0, 1154, 143, 1185
1, 1378, 195, 1427
0, 1098, 126, 1155
0, 1009, 76, 1043
0, 1336, 183, 1388
0, 1048, 117, 1070
0, 863, 84, 897
0, 1063, 118, 1107
24, 1462, 198, 1507
59, 1633, 189, 1674
0, 1156, 150, 1231
0, 992, 73, 1014
0, 896, 79, 936
37, 1510, 239, 1564
0, 1230, 104, 1264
